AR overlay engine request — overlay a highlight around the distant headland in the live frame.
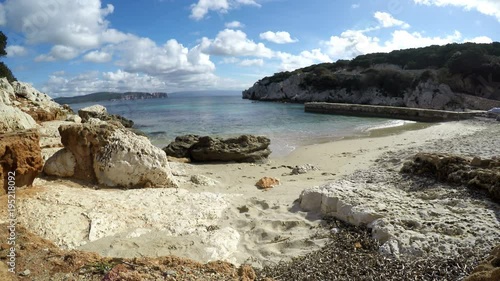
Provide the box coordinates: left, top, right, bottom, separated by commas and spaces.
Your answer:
54, 91, 168, 104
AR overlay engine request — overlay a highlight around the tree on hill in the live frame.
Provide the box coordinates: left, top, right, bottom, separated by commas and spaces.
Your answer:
0, 31, 17, 82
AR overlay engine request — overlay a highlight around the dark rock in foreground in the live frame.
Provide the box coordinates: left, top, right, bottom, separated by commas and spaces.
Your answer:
164, 135, 271, 163
163, 134, 200, 158
401, 152, 500, 202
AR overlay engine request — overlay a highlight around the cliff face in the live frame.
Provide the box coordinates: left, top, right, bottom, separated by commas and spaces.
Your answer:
242, 68, 500, 111
243, 42, 500, 111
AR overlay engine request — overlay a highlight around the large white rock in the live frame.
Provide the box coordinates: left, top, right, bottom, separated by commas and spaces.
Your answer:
299, 180, 500, 258
43, 148, 76, 177
93, 128, 178, 188
0, 77, 14, 105
0, 103, 38, 133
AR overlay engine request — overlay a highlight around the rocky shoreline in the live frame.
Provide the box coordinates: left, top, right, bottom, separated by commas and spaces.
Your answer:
1, 77, 500, 280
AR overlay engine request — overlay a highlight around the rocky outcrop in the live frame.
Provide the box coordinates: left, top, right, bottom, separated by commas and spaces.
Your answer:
163, 134, 200, 158
44, 122, 177, 188
401, 153, 500, 202
298, 180, 499, 258
242, 70, 500, 111
78, 104, 134, 128
465, 244, 500, 281
0, 103, 38, 133
0, 130, 43, 195
11, 80, 70, 122
164, 135, 271, 163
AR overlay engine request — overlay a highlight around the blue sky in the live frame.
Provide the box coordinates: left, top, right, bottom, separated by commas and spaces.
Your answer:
0, 0, 499, 97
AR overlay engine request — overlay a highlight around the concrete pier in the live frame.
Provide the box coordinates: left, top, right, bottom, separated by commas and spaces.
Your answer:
304, 102, 482, 122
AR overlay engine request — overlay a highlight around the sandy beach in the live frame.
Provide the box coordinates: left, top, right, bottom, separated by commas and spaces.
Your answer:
3, 116, 498, 280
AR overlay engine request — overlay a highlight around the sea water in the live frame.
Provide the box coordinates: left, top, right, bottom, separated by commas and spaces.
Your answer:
68, 91, 408, 157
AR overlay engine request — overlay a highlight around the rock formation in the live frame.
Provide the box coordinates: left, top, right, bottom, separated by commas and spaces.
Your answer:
401, 153, 500, 202
44, 122, 178, 188
164, 135, 272, 163
0, 103, 38, 133
0, 77, 71, 123
78, 104, 134, 128
255, 177, 280, 189
0, 129, 43, 195
465, 244, 500, 281
163, 134, 200, 158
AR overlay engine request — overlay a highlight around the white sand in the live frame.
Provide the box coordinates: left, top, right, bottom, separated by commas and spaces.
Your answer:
5, 120, 493, 268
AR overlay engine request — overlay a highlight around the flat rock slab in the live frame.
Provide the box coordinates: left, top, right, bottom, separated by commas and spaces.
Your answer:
300, 180, 500, 258
17, 181, 238, 262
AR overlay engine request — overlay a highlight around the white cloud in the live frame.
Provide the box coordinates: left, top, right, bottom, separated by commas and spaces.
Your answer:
201, 29, 273, 57
1, 0, 133, 60
414, 0, 500, 21
225, 21, 244, 28
259, 31, 298, 44
35, 45, 80, 62
322, 28, 468, 60
114, 37, 216, 77
190, 0, 260, 20
83, 50, 113, 63
464, 36, 493, 43
276, 49, 331, 71
41, 69, 243, 97
374, 12, 410, 28
6, 45, 28, 57
351, 4, 360, 9
239, 58, 264, 66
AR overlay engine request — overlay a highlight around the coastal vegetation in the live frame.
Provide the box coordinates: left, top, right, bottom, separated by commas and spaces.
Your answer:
0, 31, 16, 82
257, 42, 500, 100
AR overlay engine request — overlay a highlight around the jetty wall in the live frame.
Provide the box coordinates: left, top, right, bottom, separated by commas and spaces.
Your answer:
304, 102, 482, 122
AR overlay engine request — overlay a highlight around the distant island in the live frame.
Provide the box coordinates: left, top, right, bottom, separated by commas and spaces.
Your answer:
243, 42, 500, 111
54, 92, 168, 104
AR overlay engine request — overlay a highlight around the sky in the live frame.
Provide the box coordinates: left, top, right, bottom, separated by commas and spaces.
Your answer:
0, 0, 499, 97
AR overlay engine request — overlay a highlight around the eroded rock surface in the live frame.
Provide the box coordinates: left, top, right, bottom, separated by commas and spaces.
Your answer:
401, 153, 500, 202
163, 134, 200, 158
0, 129, 43, 195
45, 123, 177, 188
190, 135, 271, 163
299, 180, 499, 259
78, 104, 134, 128
0, 103, 38, 133
164, 135, 271, 163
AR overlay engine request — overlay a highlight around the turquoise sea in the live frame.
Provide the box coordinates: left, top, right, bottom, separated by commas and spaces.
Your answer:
69, 91, 407, 157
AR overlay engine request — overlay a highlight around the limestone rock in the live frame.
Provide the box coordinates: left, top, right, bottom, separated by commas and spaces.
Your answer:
190, 135, 271, 163
298, 180, 499, 259
52, 123, 177, 188
291, 164, 319, 175
11, 81, 70, 122
163, 134, 201, 158
401, 153, 500, 202
0, 103, 38, 133
242, 69, 500, 110
190, 175, 218, 186
255, 177, 280, 189
0, 77, 14, 105
465, 244, 500, 281
43, 148, 76, 177
0, 129, 43, 195
78, 104, 134, 128
66, 114, 82, 123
